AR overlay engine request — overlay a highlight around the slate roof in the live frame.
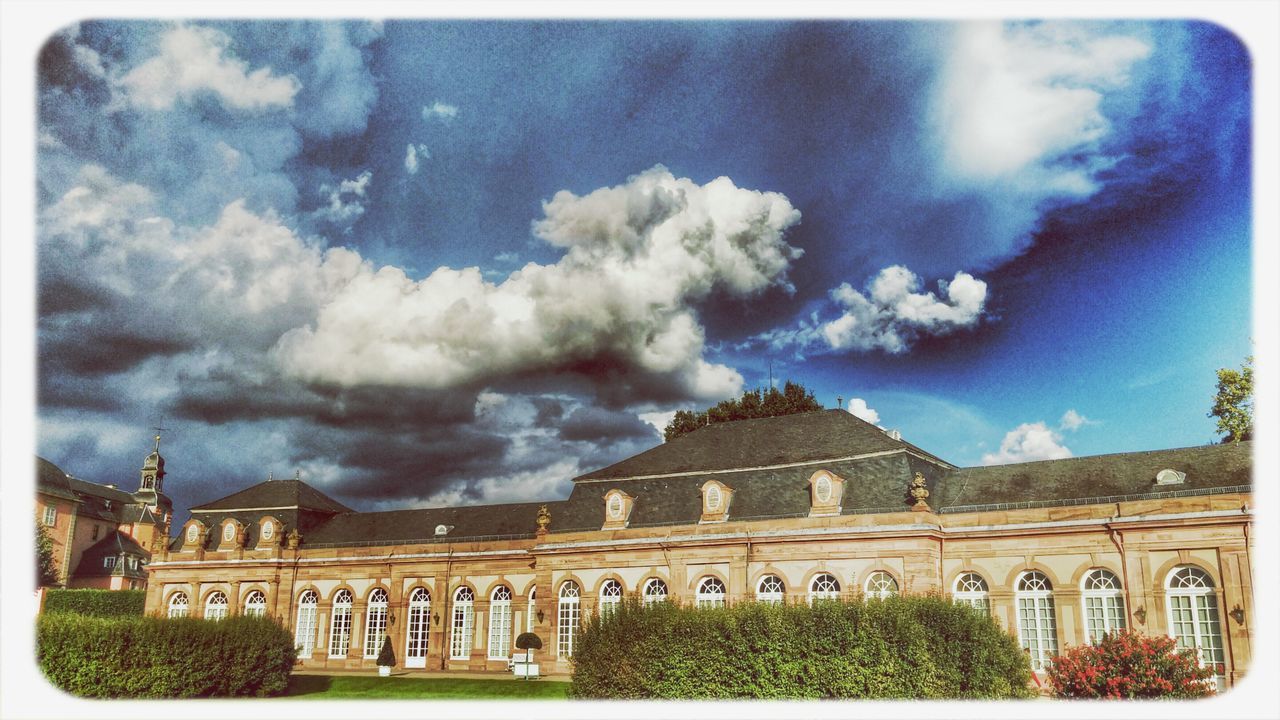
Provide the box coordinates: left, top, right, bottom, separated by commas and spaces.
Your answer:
935, 441, 1252, 512
36, 457, 78, 501
191, 478, 353, 514
304, 501, 558, 547
73, 530, 149, 580
575, 409, 952, 481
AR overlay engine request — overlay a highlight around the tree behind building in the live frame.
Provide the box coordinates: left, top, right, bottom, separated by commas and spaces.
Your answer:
664, 381, 824, 442
1209, 356, 1253, 443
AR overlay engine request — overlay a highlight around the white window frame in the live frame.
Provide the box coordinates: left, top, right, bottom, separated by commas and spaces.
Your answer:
642, 578, 668, 605
328, 589, 354, 658
243, 589, 267, 618
953, 572, 991, 616
809, 573, 841, 603
1165, 566, 1226, 681
757, 574, 786, 604
864, 571, 898, 600
487, 585, 513, 660
695, 576, 726, 609
222, 523, 236, 543
598, 579, 623, 616
295, 590, 319, 658
557, 581, 581, 659
42, 505, 57, 527
1081, 569, 1126, 644
705, 484, 722, 511
1015, 571, 1058, 672
103, 556, 116, 569
450, 587, 475, 660
362, 588, 389, 659
186, 524, 199, 544
405, 587, 430, 668
204, 591, 229, 622
167, 591, 189, 619
526, 586, 537, 633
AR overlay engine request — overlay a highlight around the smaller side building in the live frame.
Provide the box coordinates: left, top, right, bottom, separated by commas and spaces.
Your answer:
35, 438, 173, 589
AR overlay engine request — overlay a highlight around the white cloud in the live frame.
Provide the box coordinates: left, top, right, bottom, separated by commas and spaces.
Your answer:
120, 25, 300, 112
844, 398, 880, 425
760, 265, 986, 355
314, 170, 373, 228
933, 22, 1149, 195
981, 422, 1073, 465
274, 166, 802, 400
404, 144, 430, 175
1059, 409, 1094, 431
422, 101, 458, 121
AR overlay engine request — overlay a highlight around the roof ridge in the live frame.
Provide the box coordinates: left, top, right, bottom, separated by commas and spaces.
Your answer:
957, 441, 1247, 472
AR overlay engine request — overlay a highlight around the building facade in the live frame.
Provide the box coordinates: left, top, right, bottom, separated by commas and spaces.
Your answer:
143, 411, 1254, 686
36, 438, 173, 589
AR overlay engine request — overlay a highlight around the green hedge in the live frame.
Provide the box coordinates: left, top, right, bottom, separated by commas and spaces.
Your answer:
38, 614, 297, 698
569, 596, 1034, 699
43, 589, 146, 618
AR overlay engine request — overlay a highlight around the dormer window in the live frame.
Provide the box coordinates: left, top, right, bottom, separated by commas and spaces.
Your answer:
699, 480, 733, 523
1155, 469, 1187, 486
608, 494, 623, 519
261, 520, 274, 541
815, 475, 832, 504
185, 524, 199, 544
602, 490, 634, 530
434, 524, 450, 536
223, 523, 236, 542
807, 470, 845, 517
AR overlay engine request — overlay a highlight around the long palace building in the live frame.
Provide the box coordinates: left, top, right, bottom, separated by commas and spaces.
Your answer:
142, 410, 1254, 686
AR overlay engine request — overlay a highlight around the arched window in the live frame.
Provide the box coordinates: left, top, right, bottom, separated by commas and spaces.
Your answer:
488, 586, 513, 660
1166, 566, 1225, 678
167, 591, 189, 619
363, 588, 389, 660
756, 574, 786, 604
222, 523, 236, 543
599, 579, 623, 616
328, 589, 354, 658
557, 581, 581, 658
953, 572, 990, 616
204, 591, 228, 621
1081, 569, 1126, 643
864, 571, 898, 600
1015, 571, 1058, 671
405, 587, 430, 668
696, 576, 726, 609
526, 586, 537, 633
243, 589, 267, 618
814, 475, 833, 504
705, 484, 722, 511
295, 590, 319, 658
185, 524, 199, 544
450, 587, 475, 660
809, 573, 841, 603
642, 578, 668, 605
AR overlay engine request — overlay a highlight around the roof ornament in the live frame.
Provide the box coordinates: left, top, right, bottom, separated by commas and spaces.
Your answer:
286, 528, 302, 549
267, 471, 274, 482
909, 472, 931, 512
536, 504, 552, 534
295, 469, 302, 481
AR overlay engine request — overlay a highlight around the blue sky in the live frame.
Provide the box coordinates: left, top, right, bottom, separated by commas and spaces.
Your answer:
34, 19, 1252, 516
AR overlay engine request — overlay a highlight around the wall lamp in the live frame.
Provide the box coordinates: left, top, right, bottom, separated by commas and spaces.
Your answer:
1230, 605, 1246, 625
388, 612, 396, 626
433, 612, 441, 626
536, 609, 544, 624
1133, 607, 1147, 625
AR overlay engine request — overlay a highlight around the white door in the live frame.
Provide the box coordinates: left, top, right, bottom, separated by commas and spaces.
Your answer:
405, 588, 430, 669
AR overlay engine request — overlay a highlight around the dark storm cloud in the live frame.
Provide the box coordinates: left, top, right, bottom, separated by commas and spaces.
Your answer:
558, 405, 662, 445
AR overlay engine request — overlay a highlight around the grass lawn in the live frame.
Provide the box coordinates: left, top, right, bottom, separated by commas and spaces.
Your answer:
285, 674, 571, 700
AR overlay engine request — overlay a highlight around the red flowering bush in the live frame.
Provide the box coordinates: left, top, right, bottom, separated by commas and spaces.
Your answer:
1046, 630, 1216, 699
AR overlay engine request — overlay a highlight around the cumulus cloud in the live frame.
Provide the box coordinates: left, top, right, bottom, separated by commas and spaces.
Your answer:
929, 22, 1150, 242
120, 25, 300, 111
274, 165, 802, 400
754, 265, 986, 355
981, 422, 1073, 465
404, 144, 431, 175
313, 170, 373, 229
845, 398, 880, 425
1059, 409, 1096, 431
422, 100, 458, 120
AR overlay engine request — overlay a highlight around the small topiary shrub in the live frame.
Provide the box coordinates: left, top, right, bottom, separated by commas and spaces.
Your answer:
43, 589, 146, 618
1046, 631, 1216, 699
569, 595, 1034, 699
377, 635, 396, 666
37, 613, 296, 698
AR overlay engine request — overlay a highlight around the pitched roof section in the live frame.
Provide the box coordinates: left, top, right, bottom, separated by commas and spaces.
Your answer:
72, 530, 149, 579
304, 500, 557, 547
576, 409, 950, 481
36, 457, 78, 501
191, 479, 353, 514
936, 441, 1252, 511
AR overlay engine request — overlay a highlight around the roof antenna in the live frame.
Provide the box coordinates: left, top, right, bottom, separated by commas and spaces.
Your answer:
267, 471, 274, 482
295, 469, 302, 481
837, 396, 843, 410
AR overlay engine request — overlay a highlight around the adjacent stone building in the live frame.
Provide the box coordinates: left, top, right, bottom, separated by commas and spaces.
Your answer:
143, 410, 1254, 687
36, 437, 173, 589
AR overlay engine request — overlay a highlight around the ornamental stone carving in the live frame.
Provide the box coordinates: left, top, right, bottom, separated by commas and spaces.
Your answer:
909, 472, 931, 512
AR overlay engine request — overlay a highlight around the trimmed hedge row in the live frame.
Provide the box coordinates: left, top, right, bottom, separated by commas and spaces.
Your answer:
569, 596, 1034, 699
38, 614, 296, 698
43, 588, 146, 618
